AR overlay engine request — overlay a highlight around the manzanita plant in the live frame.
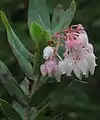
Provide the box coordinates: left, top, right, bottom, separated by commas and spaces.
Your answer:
0, 0, 97, 120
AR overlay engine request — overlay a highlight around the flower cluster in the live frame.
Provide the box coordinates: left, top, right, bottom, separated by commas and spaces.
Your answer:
40, 24, 97, 82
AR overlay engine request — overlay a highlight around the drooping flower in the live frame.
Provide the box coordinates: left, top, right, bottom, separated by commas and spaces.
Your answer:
63, 25, 96, 78
43, 46, 54, 60
59, 56, 74, 76
40, 24, 97, 82
85, 44, 97, 75
40, 59, 61, 82
87, 53, 96, 75
40, 59, 58, 76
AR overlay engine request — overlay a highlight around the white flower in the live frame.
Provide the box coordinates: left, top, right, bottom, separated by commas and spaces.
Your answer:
73, 62, 82, 79
59, 60, 67, 74
87, 43, 94, 52
40, 59, 61, 82
64, 28, 97, 79
65, 57, 73, 76
43, 46, 54, 60
58, 56, 73, 76
73, 58, 88, 79
86, 52, 97, 75
40, 24, 97, 82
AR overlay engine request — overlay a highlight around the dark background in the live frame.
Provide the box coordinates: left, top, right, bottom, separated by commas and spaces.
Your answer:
0, 0, 100, 119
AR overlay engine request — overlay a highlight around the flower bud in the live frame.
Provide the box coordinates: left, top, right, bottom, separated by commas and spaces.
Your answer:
43, 46, 54, 60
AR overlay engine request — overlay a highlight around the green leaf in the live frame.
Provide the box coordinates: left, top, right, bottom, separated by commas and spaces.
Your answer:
20, 77, 29, 95
12, 101, 24, 120
30, 22, 50, 45
28, 0, 50, 30
0, 99, 22, 120
0, 11, 34, 79
52, 0, 76, 33
51, 4, 65, 30
0, 11, 33, 62
30, 22, 45, 43
11, 45, 34, 79
30, 79, 56, 107
30, 23, 50, 73
0, 60, 26, 102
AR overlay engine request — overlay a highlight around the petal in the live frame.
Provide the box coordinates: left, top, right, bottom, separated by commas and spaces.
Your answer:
86, 53, 97, 75
59, 60, 67, 74
46, 60, 58, 76
73, 63, 81, 79
54, 65, 59, 73
66, 61, 73, 76
87, 53, 97, 67
77, 59, 88, 75
43, 46, 54, 60
46, 61, 54, 76
89, 67, 95, 75
40, 64, 47, 76
87, 43, 94, 53
77, 33, 89, 47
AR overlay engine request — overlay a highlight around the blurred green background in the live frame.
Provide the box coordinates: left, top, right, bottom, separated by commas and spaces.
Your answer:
0, 0, 100, 119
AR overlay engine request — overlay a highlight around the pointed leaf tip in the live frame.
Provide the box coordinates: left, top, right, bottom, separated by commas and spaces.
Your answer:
52, 0, 76, 33
0, 11, 10, 30
0, 11, 34, 79
0, 10, 3, 15
70, 0, 76, 11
